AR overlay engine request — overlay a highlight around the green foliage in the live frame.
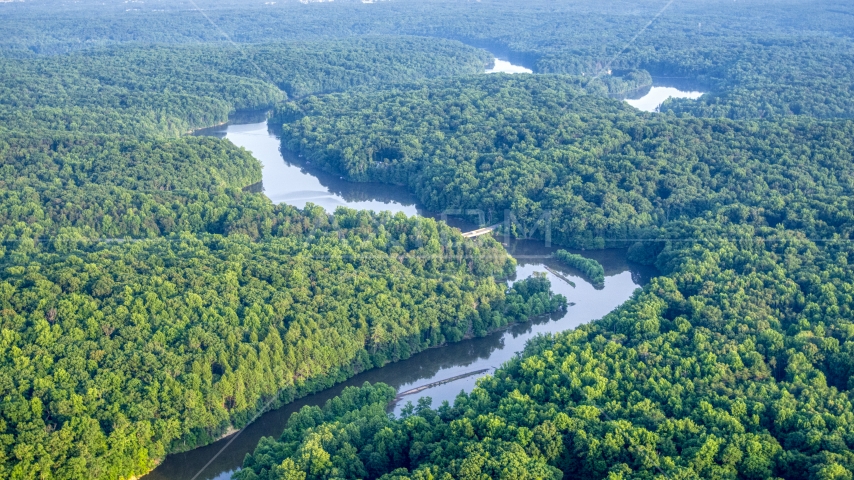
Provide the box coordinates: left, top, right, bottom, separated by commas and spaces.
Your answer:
5, 0, 854, 478
0, 32, 543, 480
0, 116, 554, 478
1, 209, 563, 478
221, 4, 854, 478
0, 37, 490, 136
276, 74, 854, 248
239, 220, 854, 479
597, 69, 653, 96
553, 250, 604, 287
4, 0, 854, 118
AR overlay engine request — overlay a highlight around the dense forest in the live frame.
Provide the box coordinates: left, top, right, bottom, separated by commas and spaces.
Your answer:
273, 75, 854, 248
239, 223, 854, 479
0, 29, 563, 480
2, 0, 854, 478
233, 1, 854, 479
1, 210, 566, 478
239, 74, 854, 478
0, 37, 489, 136
3, 0, 853, 118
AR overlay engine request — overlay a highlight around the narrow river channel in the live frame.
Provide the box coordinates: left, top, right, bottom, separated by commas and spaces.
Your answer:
145, 62, 658, 480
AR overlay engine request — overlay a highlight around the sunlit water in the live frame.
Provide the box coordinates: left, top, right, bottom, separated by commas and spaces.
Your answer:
480, 58, 702, 111
388, 243, 647, 416
196, 113, 420, 214
146, 109, 656, 480
485, 58, 532, 74
624, 86, 704, 112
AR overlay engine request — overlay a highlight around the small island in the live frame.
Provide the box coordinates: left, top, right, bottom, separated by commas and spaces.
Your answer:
553, 250, 605, 288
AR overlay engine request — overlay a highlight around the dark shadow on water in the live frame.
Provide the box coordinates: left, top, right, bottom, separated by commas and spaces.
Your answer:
610, 76, 711, 101
191, 109, 271, 139
504, 239, 658, 286
272, 123, 423, 209
144, 237, 657, 480
145, 321, 523, 480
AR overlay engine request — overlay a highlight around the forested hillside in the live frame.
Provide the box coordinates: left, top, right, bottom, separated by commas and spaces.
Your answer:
0, 117, 563, 479
0, 37, 489, 135
0, 32, 561, 480
4, 0, 853, 118
239, 221, 854, 479
274, 75, 854, 248
3, 0, 854, 478
1, 207, 566, 478
234, 4, 854, 477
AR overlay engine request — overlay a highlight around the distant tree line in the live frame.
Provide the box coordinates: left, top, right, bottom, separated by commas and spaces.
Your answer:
240, 66, 854, 480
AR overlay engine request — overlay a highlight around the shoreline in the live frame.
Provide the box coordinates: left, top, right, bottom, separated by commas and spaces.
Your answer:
141, 294, 566, 479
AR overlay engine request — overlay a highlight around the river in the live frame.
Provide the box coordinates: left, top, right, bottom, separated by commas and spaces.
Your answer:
479, 53, 703, 109
146, 78, 655, 479
144, 238, 652, 480
486, 58, 533, 74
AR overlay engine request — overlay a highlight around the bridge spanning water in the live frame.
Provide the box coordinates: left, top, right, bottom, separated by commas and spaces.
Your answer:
151, 112, 655, 480
461, 224, 501, 238
392, 369, 492, 404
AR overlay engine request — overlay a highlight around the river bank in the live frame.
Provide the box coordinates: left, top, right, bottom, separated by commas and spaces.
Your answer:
141, 104, 656, 479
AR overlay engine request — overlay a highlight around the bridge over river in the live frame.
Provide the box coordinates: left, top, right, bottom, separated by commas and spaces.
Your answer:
461, 224, 501, 238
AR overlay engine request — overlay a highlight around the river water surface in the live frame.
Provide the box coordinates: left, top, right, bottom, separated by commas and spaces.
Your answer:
624, 84, 704, 112
146, 73, 656, 479
486, 58, 533, 74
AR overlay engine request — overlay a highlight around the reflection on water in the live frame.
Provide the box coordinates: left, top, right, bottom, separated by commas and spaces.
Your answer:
485, 58, 533, 74
149, 112, 658, 480
389, 239, 654, 415
196, 118, 421, 214
624, 85, 704, 112
144, 238, 654, 480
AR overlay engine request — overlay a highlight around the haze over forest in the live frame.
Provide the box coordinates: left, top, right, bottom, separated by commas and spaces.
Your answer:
1, 0, 854, 479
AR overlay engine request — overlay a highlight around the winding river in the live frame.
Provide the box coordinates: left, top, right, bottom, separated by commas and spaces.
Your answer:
145, 60, 658, 480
